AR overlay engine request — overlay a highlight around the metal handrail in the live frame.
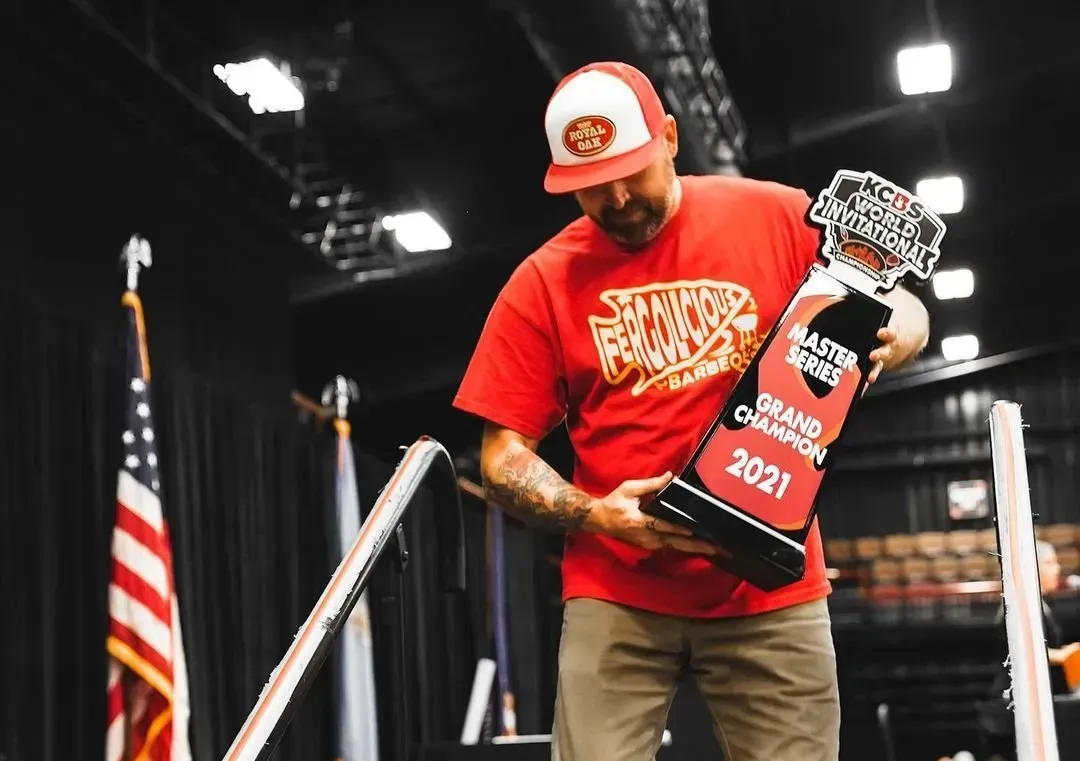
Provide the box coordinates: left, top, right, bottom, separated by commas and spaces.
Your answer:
221, 435, 467, 761
990, 400, 1059, 761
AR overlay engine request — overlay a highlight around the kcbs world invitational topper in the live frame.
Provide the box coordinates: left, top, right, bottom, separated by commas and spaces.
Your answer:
644, 169, 947, 591
809, 169, 946, 293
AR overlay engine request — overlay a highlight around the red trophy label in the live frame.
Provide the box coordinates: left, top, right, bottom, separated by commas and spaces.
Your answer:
694, 286, 867, 530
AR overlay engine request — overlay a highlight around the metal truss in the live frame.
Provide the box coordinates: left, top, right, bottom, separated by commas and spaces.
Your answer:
623, 0, 748, 173
290, 161, 398, 273
64, 0, 395, 274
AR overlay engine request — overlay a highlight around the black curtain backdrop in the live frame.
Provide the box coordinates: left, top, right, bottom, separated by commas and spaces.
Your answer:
0, 3, 492, 756
0, 282, 340, 760
0, 282, 492, 761
351, 447, 509, 759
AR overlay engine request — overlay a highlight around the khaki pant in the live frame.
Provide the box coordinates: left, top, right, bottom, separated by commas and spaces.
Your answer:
551, 597, 840, 761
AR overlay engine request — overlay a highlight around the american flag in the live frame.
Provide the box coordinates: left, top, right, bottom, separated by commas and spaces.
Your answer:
106, 290, 191, 761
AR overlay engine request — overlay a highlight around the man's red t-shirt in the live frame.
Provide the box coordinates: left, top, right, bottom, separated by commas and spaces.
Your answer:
453, 174, 830, 619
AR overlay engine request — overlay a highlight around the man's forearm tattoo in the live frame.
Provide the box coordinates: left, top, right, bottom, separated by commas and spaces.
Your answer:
485, 446, 593, 532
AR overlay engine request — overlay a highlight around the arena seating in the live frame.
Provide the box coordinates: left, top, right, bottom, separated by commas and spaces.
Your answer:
824, 524, 1080, 758
826, 524, 1080, 588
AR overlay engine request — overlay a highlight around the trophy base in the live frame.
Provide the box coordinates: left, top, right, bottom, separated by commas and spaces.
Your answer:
647, 478, 807, 592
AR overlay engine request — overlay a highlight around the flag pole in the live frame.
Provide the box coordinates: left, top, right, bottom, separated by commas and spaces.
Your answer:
322, 375, 361, 423
120, 235, 154, 380
321, 375, 382, 761
108, 234, 152, 761
107, 234, 192, 761
122, 234, 152, 292
322, 375, 413, 761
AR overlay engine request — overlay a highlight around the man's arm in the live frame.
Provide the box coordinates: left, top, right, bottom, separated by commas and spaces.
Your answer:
479, 423, 719, 554
867, 284, 931, 383
480, 424, 594, 531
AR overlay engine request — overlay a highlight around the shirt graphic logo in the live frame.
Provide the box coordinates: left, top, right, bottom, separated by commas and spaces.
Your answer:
588, 279, 760, 396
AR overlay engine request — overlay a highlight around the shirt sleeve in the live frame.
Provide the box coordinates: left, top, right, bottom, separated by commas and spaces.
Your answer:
773, 184, 824, 293
452, 259, 568, 441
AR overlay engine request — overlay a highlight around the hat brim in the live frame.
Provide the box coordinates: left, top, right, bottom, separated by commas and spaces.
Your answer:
543, 133, 665, 194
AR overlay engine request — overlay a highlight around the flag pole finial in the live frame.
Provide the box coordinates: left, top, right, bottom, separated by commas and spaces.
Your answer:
122, 235, 152, 291
321, 375, 361, 420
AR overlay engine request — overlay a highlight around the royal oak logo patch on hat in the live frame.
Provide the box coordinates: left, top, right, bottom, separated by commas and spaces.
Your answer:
562, 116, 617, 158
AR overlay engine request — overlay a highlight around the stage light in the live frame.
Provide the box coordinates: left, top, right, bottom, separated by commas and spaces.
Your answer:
932, 268, 974, 300
381, 211, 452, 253
917, 175, 964, 214
212, 57, 304, 115
942, 334, 979, 362
897, 43, 952, 95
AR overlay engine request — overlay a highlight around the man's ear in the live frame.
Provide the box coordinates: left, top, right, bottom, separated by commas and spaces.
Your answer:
664, 114, 678, 159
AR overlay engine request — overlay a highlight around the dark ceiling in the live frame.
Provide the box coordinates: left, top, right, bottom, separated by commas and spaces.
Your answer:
8, 0, 1079, 454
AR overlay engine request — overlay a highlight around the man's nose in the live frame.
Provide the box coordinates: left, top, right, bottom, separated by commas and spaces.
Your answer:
605, 182, 631, 209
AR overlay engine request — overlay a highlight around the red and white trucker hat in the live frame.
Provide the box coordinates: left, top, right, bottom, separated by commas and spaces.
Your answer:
543, 61, 668, 194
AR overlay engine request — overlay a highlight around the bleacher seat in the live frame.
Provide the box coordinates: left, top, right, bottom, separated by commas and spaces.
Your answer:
946, 530, 977, 555
931, 554, 961, 582
825, 538, 854, 565
902, 556, 931, 584
856, 536, 884, 561
915, 532, 947, 557
975, 528, 998, 553
872, 558, 902, 586
1044, 524, 1077, 548
960, 553, 995, 581
884, 534, 916, 558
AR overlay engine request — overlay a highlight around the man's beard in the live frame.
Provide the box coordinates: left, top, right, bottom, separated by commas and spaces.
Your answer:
593, 196, 670, 248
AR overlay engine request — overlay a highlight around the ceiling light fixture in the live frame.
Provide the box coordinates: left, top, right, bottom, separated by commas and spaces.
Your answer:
932, 268, 975, 300
942, 334, 979, 362
382, 211, 452, 253
212, 57, 304, 115
897, 43, 953, 95
916, 175, 964, 215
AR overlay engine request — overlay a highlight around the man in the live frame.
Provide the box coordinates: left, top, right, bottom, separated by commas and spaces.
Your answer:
978, 540, 1079, 760
453, 61, 930, 761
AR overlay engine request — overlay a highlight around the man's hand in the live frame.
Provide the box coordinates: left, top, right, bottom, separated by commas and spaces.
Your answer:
866, 285, 931, 385
583, 471, 719, 555
1049, 642, 1080, 666
867, 326, 899, 384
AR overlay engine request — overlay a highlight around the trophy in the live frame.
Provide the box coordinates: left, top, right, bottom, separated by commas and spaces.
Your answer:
644, 170, 947, 591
